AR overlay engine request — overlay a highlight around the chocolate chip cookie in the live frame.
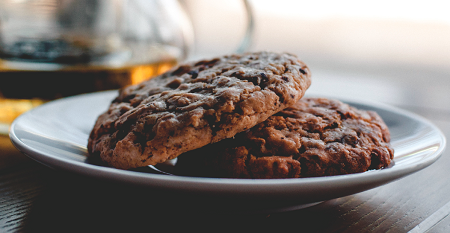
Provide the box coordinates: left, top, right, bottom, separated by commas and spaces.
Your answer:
87, 52, 312, 169
175, 97, 394, 178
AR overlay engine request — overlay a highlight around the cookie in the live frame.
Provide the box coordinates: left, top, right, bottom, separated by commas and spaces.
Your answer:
175, 97, 394, 179
87, 51, 312, 169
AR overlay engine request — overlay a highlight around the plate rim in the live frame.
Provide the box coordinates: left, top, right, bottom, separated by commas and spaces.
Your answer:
8, 91, 447, 197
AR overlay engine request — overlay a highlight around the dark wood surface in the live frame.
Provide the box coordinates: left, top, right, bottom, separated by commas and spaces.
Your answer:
1, 64, 449, 233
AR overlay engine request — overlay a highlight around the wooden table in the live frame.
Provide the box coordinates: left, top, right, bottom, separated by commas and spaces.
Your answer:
0, 63, 449, 233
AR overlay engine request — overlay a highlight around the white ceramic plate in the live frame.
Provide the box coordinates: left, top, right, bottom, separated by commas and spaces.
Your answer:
9, 91, 446, 212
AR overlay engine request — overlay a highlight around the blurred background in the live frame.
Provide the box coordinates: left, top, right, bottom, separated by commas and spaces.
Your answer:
184, 0, 450, 116
1, 0, 450, 133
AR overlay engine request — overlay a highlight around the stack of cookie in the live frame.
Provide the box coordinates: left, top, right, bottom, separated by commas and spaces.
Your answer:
87, 51, 393, 179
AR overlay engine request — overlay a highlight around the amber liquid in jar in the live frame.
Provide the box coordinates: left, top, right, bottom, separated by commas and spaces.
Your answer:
0, 57, 178, 134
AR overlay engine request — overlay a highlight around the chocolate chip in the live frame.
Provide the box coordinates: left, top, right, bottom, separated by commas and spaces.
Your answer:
230, 72, 243, 79
189, 87, 203, 93
187, 70, 199, 79
299, 68, 307, 74
260, 73, 269, 88
250, 76, 261, 86
171, 65, 191, 76
194, 58, 220, 67
167, 78, 182, 89
281, 76, 289, 82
